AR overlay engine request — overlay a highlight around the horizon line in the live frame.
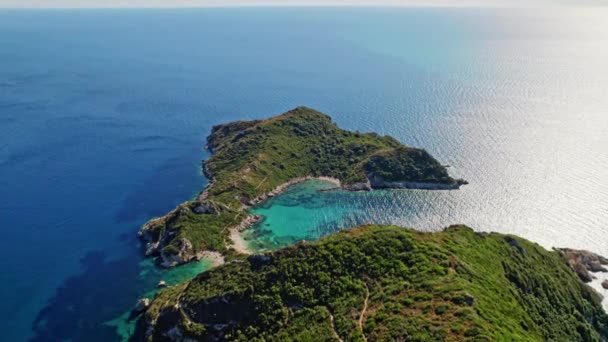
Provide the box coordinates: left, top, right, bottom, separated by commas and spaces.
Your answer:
0, 1, 602, 10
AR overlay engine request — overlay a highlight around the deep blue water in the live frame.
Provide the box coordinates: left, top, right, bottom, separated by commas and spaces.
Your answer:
1, 7, 608, 341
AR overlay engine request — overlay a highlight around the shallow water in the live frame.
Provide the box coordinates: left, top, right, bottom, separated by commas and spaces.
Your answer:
1, 6, 608, 341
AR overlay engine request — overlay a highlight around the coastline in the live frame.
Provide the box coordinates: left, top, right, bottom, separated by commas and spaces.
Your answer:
141, 170, 466, 266
558, 248, 608, 311
138, 108, 467, 268
198, 251, 225, 267
241, 176, 341, 209
227, 176, 341, 254
143, 169, 467, 264
226, 175, 467, 255
229, 227, 252, 254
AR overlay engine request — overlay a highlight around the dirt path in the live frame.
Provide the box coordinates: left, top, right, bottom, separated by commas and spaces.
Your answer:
255, 173, 271, 189
358, 284, 370, 341
327, 309, 344, 342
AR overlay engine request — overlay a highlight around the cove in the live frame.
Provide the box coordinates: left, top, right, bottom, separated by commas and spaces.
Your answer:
243, 179, 441, 252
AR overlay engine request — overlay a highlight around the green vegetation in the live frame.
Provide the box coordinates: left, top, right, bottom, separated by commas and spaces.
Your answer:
203, 106, 459, 207
139, 107, 462, 265
140, 225, 608, 341
364, 147, 454, 183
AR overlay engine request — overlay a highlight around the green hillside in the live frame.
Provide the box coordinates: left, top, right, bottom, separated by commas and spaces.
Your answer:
138, 225, 608, 342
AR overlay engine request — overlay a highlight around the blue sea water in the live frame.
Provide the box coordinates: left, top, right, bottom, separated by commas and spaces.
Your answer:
1, 6, 608, 341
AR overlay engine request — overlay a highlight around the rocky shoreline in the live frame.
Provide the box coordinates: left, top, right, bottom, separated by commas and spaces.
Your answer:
558, 248, 608, 283
326, 174, 468, 192
368, 174, 468, 190
557, 248, 608, 310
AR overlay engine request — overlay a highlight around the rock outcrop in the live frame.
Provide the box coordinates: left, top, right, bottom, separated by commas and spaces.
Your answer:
159, 238, 195, 268
134, 298, 150, 313
558, 248, 608, 283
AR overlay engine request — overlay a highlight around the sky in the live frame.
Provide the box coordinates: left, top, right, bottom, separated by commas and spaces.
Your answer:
0, 0, 604, 8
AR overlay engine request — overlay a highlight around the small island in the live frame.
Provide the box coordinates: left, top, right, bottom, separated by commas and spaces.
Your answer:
137, 225, 608, 341
138, 107, 466, 267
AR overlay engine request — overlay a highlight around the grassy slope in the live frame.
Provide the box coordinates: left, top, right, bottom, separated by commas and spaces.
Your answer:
141, 107, 459, 258
142, 225, 608, 342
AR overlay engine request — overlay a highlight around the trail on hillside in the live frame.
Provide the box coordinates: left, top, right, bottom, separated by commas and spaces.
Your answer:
359, 284, 370, 342
327, 309, 344, 342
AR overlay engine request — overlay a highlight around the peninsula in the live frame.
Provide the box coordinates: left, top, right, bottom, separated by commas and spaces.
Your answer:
138, 107, 466, 267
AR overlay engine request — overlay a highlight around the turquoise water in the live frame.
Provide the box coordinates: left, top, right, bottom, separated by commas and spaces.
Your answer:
107, 258, 213, 340
1, 6, 608, 341
244, 180, 441, 250
245, 181, 347, 250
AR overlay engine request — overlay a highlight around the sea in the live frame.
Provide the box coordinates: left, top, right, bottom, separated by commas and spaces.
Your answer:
1, 6, 607, 341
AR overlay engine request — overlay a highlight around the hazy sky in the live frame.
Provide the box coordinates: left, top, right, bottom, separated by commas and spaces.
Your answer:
0, 0, 604, 8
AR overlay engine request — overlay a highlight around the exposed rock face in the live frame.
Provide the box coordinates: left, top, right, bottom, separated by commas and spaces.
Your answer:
232, 214, 262, 232
602, 280, 608, 290
134, 298, 150, 313
193, 203, 216, 214
138, 203, 227, 268
558, 248, 608, 283
160, 238, 195, 268
138, 215, 168, 257
342, 181, 372, 191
